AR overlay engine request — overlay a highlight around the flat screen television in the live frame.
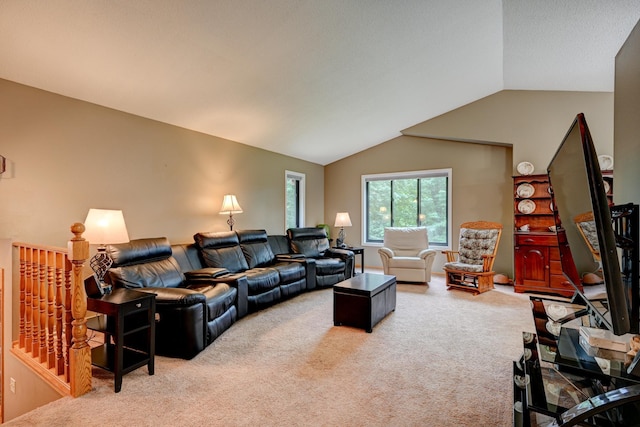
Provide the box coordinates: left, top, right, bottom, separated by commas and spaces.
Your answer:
547, 113, 636, 336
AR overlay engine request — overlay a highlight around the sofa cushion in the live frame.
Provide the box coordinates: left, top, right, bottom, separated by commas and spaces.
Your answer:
237, 229, 276, 268
107, 258, 185, 289
194, 231, 250, 273
108, 237, 173, 266
171, 243, 205, 272
314, 258, 345, 275
388, 257, 426, 269
244, 268, 280, 295
272, 262, 306, 283
382, 227, 429, 257
187, 282, 238, 320
106, 237, 185, 288
267, 235, 290, 255
287, 228, 330, 257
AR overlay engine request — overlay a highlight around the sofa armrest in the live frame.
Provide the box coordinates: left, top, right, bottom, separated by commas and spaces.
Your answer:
441, 250, 459, 263
325, 248, 355, 278
326, 247, 354, 259
184, 267, 229, 282
208, 273, 249, 319
378, 247, 394, 260
134, 287, 206, 306
275, 253, 305, 260
417, 249, 438, 260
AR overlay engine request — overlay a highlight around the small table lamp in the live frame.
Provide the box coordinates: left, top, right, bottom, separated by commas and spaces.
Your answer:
219, 194, 243, 230
334, 212, 352, 247
83, 209, 130, 283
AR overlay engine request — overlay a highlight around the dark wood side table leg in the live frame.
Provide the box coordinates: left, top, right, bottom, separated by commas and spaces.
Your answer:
148, 299, 155, 375
114, 309, 124, 393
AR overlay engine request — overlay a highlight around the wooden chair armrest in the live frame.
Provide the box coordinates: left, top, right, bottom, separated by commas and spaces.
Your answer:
481, 254, 495, 272
442, 250, 459, 263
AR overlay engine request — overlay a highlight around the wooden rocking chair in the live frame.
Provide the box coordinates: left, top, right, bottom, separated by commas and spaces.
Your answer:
442, 221, 503, 295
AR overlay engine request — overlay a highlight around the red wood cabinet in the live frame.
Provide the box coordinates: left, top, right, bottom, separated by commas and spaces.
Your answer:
513, 174, 580, 297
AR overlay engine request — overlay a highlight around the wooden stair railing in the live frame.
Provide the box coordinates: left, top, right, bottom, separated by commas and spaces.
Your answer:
11, 223, 92, 397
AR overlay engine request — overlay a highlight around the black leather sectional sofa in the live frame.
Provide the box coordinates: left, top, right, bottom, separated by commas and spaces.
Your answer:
104, 228, 354, 359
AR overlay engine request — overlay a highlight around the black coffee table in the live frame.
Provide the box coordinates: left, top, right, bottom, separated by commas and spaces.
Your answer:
333, 273, 396, 333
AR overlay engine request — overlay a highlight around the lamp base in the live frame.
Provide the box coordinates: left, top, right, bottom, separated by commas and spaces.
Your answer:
227, 214, 236, 231
337, 227, 347, 248
90, 247, 113, 283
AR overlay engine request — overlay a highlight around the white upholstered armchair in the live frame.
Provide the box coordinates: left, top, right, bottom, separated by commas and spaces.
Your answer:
378, 227, 437, 283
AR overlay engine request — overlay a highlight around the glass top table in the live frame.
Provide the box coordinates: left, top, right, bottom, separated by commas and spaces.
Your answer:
517, 296, 640, 426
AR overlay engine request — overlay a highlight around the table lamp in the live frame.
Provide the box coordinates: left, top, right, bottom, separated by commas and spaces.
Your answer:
219, 194, 243, 230
334, 212, 352, 248
83, 209, 130, 283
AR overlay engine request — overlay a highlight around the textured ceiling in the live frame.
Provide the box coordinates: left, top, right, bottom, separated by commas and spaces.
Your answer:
1, 1, 639, 165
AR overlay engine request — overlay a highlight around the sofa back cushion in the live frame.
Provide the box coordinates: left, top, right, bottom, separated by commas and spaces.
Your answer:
194, 231, 249, 273
171, 243, 205, 272
287, 227, 329, 258
267, 235, 290, 256
383, 227, 429, 257
105, 237, 185, 289
237, 229, 276, 269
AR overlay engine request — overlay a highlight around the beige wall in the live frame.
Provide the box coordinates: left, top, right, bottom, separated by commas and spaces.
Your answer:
404, 90, 614, 176
324, 91, 615, 277
0, 79, 324, 420
0, 79, 325, 246
615, 19, 640, 206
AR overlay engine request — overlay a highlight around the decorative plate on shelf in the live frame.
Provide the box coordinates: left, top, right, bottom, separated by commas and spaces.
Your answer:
546, 320, 562, 336
547, 303, 567, 319
517, 199, 536, 214
603, 180, 611, 194
516, 183, 535, 198
517, 161, 535, 175
598, 154, 613, 170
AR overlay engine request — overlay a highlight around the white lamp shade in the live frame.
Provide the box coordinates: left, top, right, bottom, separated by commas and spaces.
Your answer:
334, 212, 352, 227
83, 209, 130, 245
219, 194, 243, 214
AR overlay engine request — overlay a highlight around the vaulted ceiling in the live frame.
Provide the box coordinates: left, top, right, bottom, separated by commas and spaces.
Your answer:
1, 1, 639, 165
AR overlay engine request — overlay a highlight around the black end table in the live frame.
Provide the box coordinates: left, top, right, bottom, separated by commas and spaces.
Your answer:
334, 246, 364, 274
86, 288, 156, 392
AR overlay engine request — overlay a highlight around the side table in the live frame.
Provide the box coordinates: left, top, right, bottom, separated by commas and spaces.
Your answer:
86, 288, 156, 392
335, 246, 364, 274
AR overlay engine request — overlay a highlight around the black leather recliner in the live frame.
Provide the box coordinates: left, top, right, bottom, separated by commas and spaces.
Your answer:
104, 237, 238, 360
237, 230, 308, 299
193, 230, 309, 313
286, 227, 355, 288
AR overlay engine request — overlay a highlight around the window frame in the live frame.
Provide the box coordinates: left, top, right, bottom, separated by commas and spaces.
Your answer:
361, 168, 452, 248
285, 170, 305, 229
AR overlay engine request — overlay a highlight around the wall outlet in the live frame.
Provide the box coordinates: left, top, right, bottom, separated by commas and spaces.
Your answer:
10, 377, 16, 393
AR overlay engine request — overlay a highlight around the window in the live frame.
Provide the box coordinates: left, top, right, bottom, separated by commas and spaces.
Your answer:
362, 169, 451, 246
285, 171, 305, 229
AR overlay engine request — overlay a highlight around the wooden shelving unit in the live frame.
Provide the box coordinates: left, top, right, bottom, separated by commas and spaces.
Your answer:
513, 174, 580, 297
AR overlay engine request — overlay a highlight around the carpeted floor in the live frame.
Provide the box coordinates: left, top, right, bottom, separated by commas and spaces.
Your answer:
5, 275, 535, 427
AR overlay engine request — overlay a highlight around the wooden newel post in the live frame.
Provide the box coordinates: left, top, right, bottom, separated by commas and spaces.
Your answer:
67, 222, 92, 397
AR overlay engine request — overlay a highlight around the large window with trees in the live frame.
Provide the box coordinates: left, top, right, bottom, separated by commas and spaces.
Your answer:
362, 169, 451, 246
